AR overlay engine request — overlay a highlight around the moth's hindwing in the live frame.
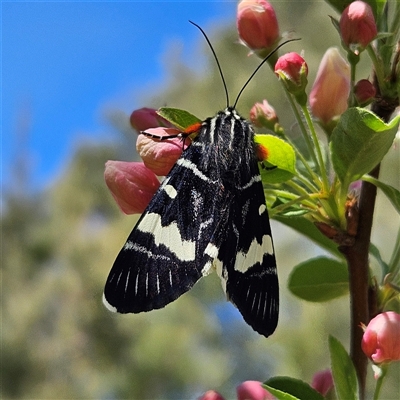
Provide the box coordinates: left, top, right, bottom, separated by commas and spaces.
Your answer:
215, 174, 278, 337
103, 107, 279, 337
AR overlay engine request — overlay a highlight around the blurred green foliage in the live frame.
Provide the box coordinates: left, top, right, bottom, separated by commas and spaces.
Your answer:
2, 2, 399, 399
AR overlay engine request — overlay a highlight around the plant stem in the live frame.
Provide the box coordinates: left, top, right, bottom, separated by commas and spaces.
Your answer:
340, 164, 380, 400
301, 105, 330, 193
373, 364, 388, 400
282, 88, 320, 181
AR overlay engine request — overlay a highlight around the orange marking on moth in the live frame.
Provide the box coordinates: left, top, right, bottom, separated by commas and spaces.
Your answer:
184, 122, 202, 134
256, 143, 269, 161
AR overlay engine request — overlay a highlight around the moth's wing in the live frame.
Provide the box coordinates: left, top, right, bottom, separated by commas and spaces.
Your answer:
103, 147, 223, 314
215, 174, 279, 338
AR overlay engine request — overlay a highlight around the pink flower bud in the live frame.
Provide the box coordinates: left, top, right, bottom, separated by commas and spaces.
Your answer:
237, 381, 274, 400
361, 311, 400, 364
104, 161, 159, 214
309, 48, 350, 125
275, 52, 308, 85
237, 0, 279, 51
354, 79, 376, 105
340, 1, 377, 49
250, 100, 279, 129
275, 52, 308, 103
311, 369, 334, 396
136, 128, 184, 176
130, 107, 173, 132
198, 390, 226, 400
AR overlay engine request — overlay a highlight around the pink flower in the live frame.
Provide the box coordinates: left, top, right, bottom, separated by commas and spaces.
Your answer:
130, 107, 173, 132
237, 381, 274, 400
309, 47, 350, 125
250, 100, 279, 129
361, 311, 400, 364
237, 0, 279, 52
198, 390, 226, 400
311, 369, 334, 396
340, 1, 377, 49
136, 127, 184, 176
354, 79, 376, 105
104, 161, 159, 214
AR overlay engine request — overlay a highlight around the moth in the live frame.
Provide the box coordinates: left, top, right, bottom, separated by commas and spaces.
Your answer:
103, 22, 287, 338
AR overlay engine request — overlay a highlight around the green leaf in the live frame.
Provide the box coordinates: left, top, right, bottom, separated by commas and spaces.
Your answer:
329, 336, 359, 400
369, 243, 389, 276
288, 257, 348, 302
264, 376, 324, 400
255, 134, 296, 184
263, 386, 299, 400
362, 175, 400, 213
324, 0, 351, 13
270, 197, 310, 217
273, 216, 344, 259
330, 108, 400, 188
157, 107, 201, 131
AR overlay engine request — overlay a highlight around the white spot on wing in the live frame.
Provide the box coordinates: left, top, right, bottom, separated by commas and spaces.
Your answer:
116, 272, 122, 286
259, 204, 266, 215
135, 273, 139, 295
229, 118, 235, 149
102, 293, 117, 312
124, 241, 171, 262
125, 269, 130, 294
240, 174, 262, 190
234, 235, 274, 273
205, 243, 219, 259
201, 261, 213, 276
138, 212, 196, 261
169, 270, 173, 287
164, 184, 177, 199
201, 243, 219, 276
156, 273, 160, 294
176, 158, 211, 182
209, 116, 217, 143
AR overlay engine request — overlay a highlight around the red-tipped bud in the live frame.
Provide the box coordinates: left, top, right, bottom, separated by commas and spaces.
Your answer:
236, 381, 274, 400
250, 100, 279, 129
130, 107, 173, 132
340, 1, 377, 50
198, 390, 226, 400
136, 128, 183, 176
309, 47, 350, 125
354, 79, 376, 105
275, 52, 308, 104
237, 0, 279, 52
104, 161, 159, 214
311, 369, 334, 396
361, 311, 400, 364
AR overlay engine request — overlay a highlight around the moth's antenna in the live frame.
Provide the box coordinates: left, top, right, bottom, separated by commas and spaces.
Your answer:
233, 38, 301, 109
189, 20, 230, 108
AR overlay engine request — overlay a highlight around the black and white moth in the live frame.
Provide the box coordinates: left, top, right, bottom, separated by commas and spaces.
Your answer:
103, 22, 281, 338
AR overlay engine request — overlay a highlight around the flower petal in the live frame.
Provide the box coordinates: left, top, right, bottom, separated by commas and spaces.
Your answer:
104, 160, 160, 214
136, 128, 184, 176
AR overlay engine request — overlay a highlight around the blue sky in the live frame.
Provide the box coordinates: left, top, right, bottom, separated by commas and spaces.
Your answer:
2, 1, 236, 193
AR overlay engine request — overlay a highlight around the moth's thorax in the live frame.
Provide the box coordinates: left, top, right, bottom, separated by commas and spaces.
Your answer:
198, 107, 255, 150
